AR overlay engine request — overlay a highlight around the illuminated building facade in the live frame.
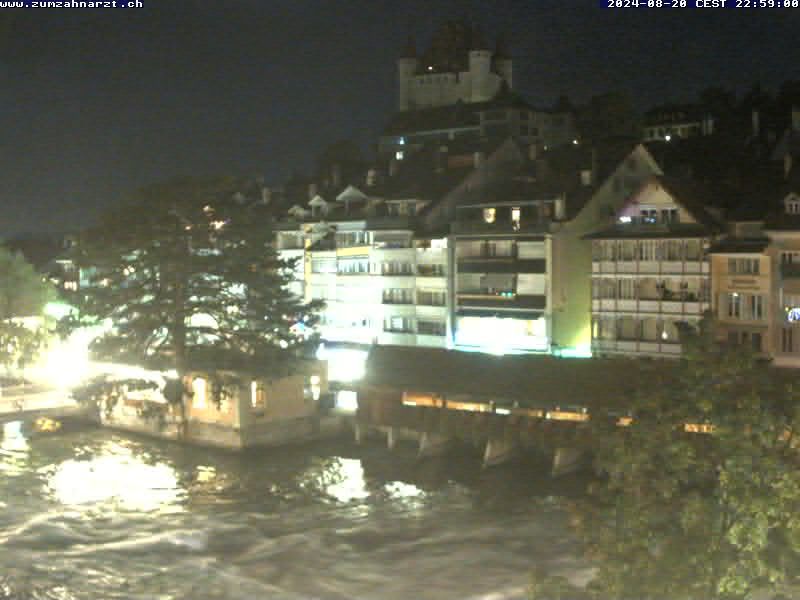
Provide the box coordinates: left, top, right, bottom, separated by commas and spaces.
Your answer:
585, 156, 727, 357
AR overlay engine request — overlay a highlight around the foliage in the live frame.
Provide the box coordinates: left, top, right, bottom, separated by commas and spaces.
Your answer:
577, 319, 800, 599
0, 247, 54, 321
0, 247, 54, 372
67, 177, 322, 378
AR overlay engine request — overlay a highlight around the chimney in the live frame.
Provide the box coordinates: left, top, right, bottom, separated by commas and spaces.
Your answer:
785, 154, 793, 180
473, 151, 485, 169
528, 144, 538, 161
261, 186, 271, 205
752, 109, 760, 138
331, 164, 341, 187
308, 183, 318, 201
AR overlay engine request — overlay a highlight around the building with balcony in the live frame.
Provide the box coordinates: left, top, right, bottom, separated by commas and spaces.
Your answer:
586, 176, 724, 358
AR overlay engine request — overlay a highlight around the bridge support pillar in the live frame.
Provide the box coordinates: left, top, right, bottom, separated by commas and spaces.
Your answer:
551, 446, 586, 477
483, 435, 519, 468
418, 433, 452, 458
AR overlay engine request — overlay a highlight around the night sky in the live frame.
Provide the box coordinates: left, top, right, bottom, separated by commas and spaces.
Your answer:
2, 0, 799, 236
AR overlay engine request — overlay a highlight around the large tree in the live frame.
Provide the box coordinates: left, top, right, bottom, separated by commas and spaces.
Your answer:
575, 320, 800, 600
69, 177, 321, 379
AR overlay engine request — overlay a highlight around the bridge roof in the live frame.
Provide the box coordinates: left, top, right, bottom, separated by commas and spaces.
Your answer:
360, 346, 649, 411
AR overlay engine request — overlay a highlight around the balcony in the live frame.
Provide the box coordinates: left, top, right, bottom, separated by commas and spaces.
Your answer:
458, 257, 546, 274
457, 292, 546, 310
417, 265, 446, 278
452, 220, 549, 235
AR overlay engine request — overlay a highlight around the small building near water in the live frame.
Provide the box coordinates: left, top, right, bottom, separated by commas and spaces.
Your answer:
81, 360, 331, 450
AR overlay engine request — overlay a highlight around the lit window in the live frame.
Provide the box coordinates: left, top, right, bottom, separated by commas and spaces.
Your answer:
483, 208, 496, 224
511, 207, 521, 230
398, 137, 405, 145
395, 151, 404, 161
192, 377, 207, 409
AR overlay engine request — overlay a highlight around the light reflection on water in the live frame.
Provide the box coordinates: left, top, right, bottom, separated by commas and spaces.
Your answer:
0, 422, 589, 600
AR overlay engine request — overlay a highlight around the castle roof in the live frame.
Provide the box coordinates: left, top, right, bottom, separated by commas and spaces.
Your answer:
416, 20, 494, 74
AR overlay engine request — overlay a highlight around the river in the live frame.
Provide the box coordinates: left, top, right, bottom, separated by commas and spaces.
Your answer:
0, 419, 592, 600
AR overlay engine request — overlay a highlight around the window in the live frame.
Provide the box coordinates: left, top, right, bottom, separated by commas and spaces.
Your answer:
749, 295, 764, 320
638, 240, 657, 261
483, 208, 496, 224
726, 293, 742, 319
251, 381, 266, 410
723, 292, 764, 320
382, 262, 413, 276
417, 320, 446, 336
192, 377, 207, 409
337, 257, 369, 275
417, 289, 446, 306
660, 208, 678, 224
641, 208, 658, 223
311, 258, 336, 274
786, 197, 800, 214
617, 279, 636, 300
511, 207, 521, 231
417, 263, 445, 277
384, 316, 413, 333
382, 288, 413, 304
783, 328, 794, 353
665, 240, 683, 261
781, 252, 800, 264
728, 258, 760, 275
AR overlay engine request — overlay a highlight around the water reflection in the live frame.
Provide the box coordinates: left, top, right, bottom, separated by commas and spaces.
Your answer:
46, 441, 184, 513
0, 421, 30, 476
323, 457, 370, 503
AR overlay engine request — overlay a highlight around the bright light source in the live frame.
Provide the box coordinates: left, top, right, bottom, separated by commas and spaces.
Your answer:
495, 407, 511, 415
335, 389, 358, 412
316, 345, 367, 382
618, 215, 632, 224
572, 139, 579, 145
665, 134, 672, 142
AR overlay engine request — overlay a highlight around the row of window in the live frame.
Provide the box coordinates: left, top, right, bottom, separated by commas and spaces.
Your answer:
593, 239, 704, 262
311, 259, 444, 276
592, 316, 682, 342
593, 279, 709, 302
384, 316, 446, 336
728, 258, 760, 275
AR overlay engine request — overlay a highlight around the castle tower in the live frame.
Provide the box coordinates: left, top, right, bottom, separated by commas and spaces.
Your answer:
397, 35, 418, 111
493, 33, 513, 89
468, 27, 492, 102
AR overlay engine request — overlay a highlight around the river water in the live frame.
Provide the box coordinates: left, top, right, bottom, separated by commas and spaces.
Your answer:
0, 420, 592, 600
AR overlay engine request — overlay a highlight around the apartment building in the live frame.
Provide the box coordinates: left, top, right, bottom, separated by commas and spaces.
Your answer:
586, 175, 723, 358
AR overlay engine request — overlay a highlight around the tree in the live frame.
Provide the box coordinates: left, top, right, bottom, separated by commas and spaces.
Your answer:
69, 176, 322, 381
576, 319, 800, 599
0, 247, 54, 375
